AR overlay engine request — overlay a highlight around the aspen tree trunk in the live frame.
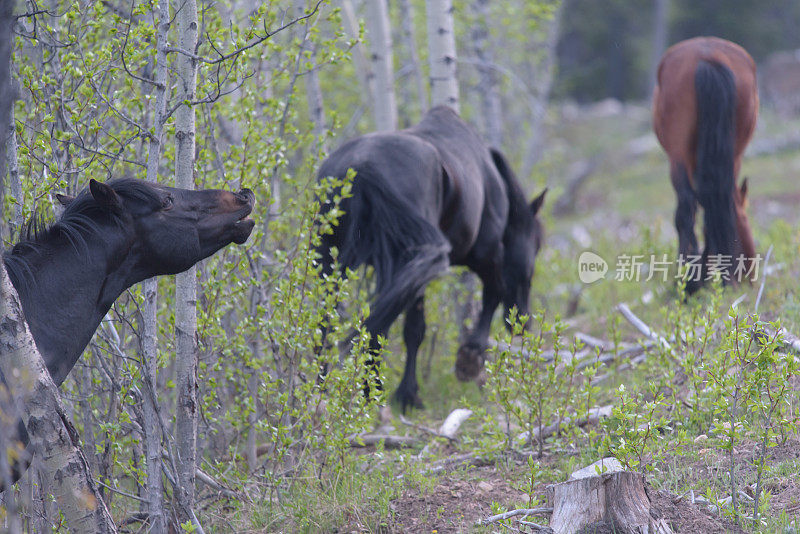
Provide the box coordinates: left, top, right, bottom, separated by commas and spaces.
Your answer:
521, 0, 563, 177
174, 0, 200, 528
141, 0, 170, 530
0, 0, 20, 238
0, 5, 22, 532
341, 0, 374, 107
470, 0, 502, 147
295, 0, 327, 151
6, 105, 20, 234
648, 0, 669, 96
0, 266, 117, 534
305, 43, 327, 150
425, 0, 459, 112
398, 0, 427, 117
366, 0, 397, 131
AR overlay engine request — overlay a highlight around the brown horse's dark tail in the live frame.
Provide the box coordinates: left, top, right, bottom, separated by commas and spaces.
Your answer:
694, 59, 737, 264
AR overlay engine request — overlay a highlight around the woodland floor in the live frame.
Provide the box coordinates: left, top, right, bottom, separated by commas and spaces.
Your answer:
332, 104, 800, 534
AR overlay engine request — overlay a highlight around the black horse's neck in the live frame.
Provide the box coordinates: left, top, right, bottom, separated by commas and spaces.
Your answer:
4, 229, 140, 386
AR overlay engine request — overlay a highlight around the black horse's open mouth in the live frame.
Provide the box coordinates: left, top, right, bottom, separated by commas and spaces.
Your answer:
232, 193, 256, 243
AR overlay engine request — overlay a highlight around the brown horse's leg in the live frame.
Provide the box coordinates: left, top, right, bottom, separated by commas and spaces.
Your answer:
671, 162, 702, 293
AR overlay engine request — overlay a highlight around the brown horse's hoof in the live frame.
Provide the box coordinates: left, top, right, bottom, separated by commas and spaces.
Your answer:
455, 343, 486, 383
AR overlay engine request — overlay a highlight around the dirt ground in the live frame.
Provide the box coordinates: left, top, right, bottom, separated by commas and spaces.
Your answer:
385, 444, 800, 533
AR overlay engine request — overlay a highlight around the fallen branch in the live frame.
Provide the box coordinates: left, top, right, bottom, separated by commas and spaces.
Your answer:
518, 405, 613, 445
552, 158, 601, 216
350, 433, 420, 449
760, 325, 800, 355
754, 244, 773, 314
195, 467, 239, 499
398, 415, 443, 439
478, 506, 553, 525
402, 452, 493, 478
574, 332, 613, 351
438, 408, 473, 440
617, 303, 671, 350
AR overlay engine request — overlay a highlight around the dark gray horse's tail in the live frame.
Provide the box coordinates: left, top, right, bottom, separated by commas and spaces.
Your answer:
336, 163, 450, 335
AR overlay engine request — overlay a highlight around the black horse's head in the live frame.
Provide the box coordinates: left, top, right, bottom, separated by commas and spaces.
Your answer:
502, 188, 547, 324
55, 178, 255, 277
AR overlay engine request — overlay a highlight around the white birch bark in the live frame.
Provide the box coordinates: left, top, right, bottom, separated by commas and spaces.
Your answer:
521, 0, 563, 177
341, 0, 375, 108
295, 0, 327, 151
425, 0, 459, 112
305, 44, 327, 150
398, 0, 427, 116
6, 105, 21, 233
140, 0, 170, 530
648, 0, 669, 96
366, 0, 397, 131
0, 265, 117, 534
470, 0, 502, 147
174, 0, 200, 527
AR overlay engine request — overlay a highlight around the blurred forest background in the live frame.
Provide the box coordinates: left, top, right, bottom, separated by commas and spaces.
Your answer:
2, 0, 800, 532
556, 0, 800, 102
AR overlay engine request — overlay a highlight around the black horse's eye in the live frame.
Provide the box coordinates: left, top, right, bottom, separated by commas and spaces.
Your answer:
162, 195, 174, 209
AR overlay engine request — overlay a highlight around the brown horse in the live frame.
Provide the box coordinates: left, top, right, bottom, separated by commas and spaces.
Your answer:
653, 37, 758, 293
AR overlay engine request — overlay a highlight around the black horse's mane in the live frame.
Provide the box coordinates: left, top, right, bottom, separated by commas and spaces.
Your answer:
3, 179, 161, 289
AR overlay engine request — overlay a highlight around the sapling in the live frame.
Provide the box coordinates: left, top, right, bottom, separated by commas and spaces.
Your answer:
484, 308, 576, 458
602, 381, 669, 473
747, 320, 796, 528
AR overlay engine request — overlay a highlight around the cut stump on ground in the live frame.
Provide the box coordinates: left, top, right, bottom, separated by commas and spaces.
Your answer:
548, 458, 673, 534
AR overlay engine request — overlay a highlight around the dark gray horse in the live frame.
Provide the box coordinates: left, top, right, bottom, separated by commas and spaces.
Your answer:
317, 106, 546, 412
3, 178, 255, 480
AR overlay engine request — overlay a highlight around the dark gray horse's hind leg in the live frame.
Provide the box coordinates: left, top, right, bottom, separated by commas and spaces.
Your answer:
395, 295, 426, 412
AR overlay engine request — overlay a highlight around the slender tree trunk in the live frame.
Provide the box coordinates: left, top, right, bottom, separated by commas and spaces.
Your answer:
0, 265, 117, 533
521, 0, 563, 177
470, 0, 502, 147
341, 0, 374, 106
174, 0, 200, 528
305, 43, 327, 151
6, 104, 21, 235
398, 0, 427, 119
295, 0, 327, 151
425, 0, 459, 112
366, 0, 397, 131
0, 0, 20, 239
140, 0, 170, 530
648, 0, 669, 97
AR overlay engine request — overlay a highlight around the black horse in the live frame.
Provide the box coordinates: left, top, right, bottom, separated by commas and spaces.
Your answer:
3, 178, 255, 477
317, 106, 546, 412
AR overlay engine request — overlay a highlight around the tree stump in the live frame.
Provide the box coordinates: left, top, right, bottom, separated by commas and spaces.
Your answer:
548, 458, 673, 534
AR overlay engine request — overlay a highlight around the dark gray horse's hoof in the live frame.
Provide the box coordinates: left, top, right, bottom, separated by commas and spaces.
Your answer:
455, 343, 486, 383
394, 386, 424, 414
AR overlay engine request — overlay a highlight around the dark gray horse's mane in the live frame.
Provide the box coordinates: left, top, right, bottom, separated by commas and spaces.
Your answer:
3, 179, 161, 289
489, 149, 534, 231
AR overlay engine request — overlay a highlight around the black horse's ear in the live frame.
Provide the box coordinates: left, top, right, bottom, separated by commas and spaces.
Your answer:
89, 179, 121, 212
530, 188, 547, 216
55, 193, 75, 207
